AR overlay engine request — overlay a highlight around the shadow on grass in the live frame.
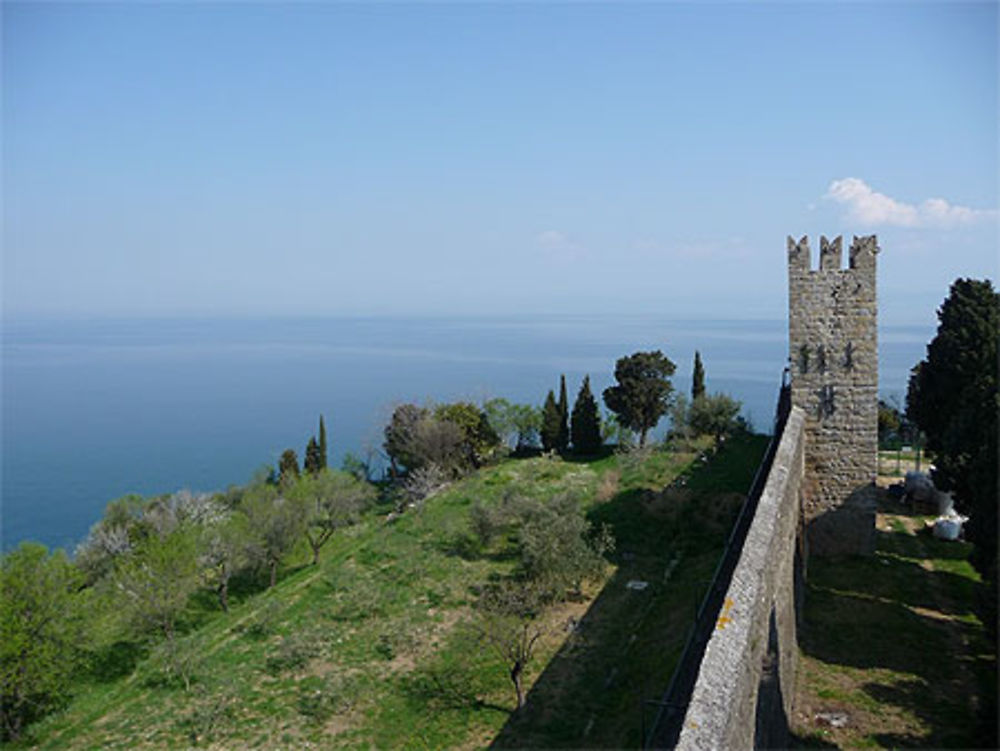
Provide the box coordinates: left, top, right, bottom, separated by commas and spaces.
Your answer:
488, 434, 769, 749
399, 661, 509, 715
558, 446, 617, 465
799, 526, 997, 749
86, 639, 148, 683
431, 532, 520, 564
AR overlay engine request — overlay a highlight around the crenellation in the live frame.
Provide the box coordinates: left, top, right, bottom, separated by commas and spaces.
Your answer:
819, 235, 842, 270
787, 235, 810, 272
848, 234, 879, 270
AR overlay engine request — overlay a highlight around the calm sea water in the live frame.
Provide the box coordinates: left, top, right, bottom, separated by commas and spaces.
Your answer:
1, 315, 931, 552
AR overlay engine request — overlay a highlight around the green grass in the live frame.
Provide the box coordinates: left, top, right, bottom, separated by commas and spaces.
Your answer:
796, 511, 996, 749
17, 434, 769, 750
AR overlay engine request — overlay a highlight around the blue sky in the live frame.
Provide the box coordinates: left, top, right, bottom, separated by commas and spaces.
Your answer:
3, 2, 997, 325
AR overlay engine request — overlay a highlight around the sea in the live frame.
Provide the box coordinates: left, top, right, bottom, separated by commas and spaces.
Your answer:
1, 315, 932, 552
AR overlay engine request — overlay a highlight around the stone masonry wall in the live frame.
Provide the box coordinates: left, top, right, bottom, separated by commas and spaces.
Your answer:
788, 235, 878, 555
676, 407, 805, 751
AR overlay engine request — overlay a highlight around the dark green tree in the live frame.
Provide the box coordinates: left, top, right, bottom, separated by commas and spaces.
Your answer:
383, 403, 429, 475
303, 436, 323, 476
692, 351, 706, 400
318, 415, 328, 470
602, 351, 676, 448
556, 375, 570, 452
435, 402, 501, 469
906, 278, 998, 636
278, 449, 300, 487
570, 375, 602, 454
540, 390, 561, 452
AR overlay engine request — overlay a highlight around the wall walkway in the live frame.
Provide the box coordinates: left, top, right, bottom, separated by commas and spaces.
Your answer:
673, 406, 805, 749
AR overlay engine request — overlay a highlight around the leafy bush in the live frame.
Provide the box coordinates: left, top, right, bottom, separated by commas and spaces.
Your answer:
688, 392, 743, 441
241, 598, 282, 639
141, 634, 203, 691
516, 494, 615, 600
469, 501, 503, 549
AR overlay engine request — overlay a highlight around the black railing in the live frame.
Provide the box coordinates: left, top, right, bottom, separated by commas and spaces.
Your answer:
644, 378, 792, 749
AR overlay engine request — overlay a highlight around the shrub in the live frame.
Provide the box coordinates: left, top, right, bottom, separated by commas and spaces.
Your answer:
142, 634, 203, 691
265, 633, 318, 675
296, 674, 358, 722
469, 501, 503, 549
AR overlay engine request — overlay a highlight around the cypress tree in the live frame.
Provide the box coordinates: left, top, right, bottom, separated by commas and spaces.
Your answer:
571, 375, 602, 454
692, 351, 706, 401
304, 436, 323, 475
541, 390, 561, 452
318, 415, 328, 470
278, 449, 300, 486
557, 374, 570, 452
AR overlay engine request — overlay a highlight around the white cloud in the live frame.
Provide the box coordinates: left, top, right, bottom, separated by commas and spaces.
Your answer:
825, 178, 996, 229
534, 230, 585, 260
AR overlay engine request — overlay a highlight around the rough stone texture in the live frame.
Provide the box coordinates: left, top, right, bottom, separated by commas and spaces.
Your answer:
787, 235, 878, 556
676, 407, 805, 751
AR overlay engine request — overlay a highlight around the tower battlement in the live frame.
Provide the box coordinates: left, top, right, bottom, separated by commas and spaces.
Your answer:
787, 234, 879, 555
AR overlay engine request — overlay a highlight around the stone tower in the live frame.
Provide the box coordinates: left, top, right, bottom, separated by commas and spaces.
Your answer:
787, 234, 878, 555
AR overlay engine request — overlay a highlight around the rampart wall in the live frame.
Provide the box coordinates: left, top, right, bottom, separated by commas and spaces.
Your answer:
674, 406, 805, 750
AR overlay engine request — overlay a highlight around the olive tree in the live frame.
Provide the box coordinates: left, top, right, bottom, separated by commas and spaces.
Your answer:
474, 581, 547, 712
112, 526, 200, 641
243, 485, 307, 588
689, 392, 743, 442
290, 470, 375, 565
199, 510, 251, 612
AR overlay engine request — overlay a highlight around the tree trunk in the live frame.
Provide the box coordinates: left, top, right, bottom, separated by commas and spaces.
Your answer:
511, 660, 525, 710
639, 427, 648, 448
269, 558, 278, 588
217, 578, 229, 613
311, 544, 320, 566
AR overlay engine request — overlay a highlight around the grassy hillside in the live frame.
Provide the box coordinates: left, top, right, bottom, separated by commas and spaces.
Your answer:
18, 435, 768, 750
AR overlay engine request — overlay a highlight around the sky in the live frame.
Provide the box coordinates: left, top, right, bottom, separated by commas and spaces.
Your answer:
3, 1, 997, 326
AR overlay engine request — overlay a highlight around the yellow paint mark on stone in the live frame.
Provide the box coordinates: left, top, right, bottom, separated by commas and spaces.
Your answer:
716, 597, 735, 630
